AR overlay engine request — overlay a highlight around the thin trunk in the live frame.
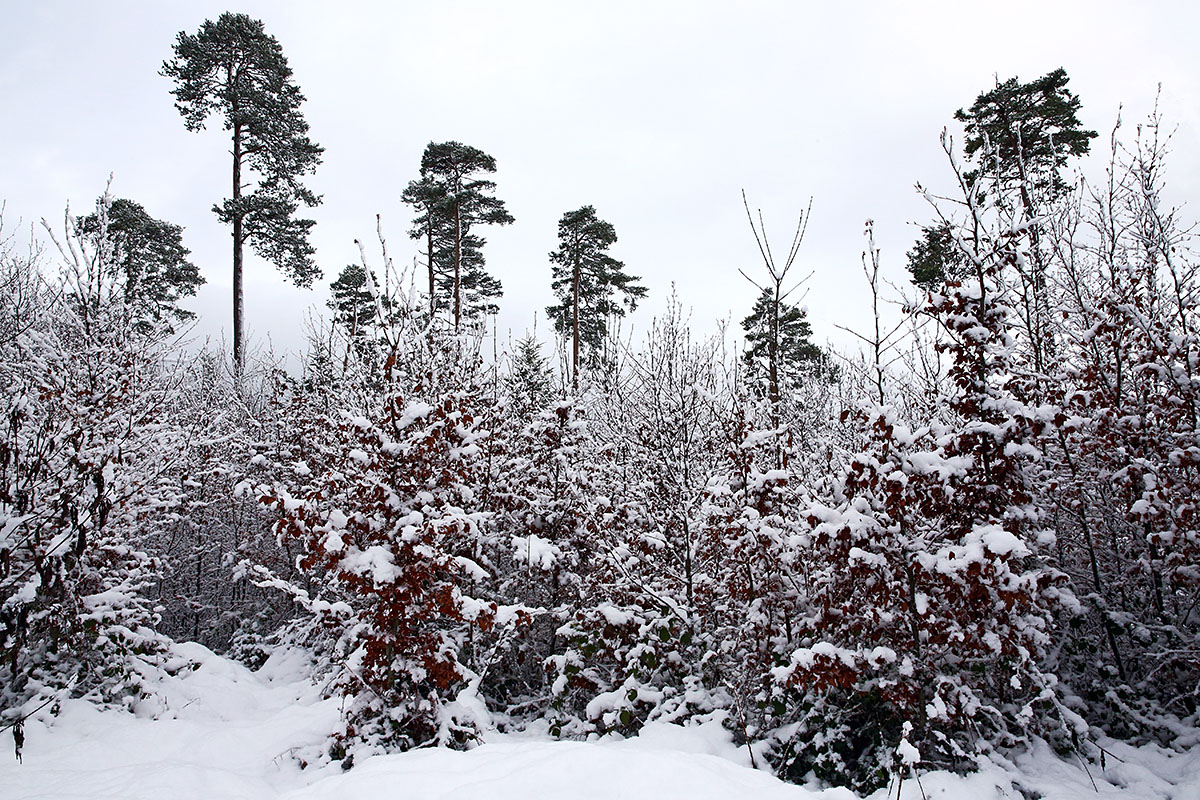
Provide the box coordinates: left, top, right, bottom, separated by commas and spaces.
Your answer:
683, 516, 694, 612
572, 254, 580, 390
869, 247, 884, 407
193, 527, 202, 642
427, 216, 435, 322
1017, 158, 1051, 386
769, 287, 780, 418
454, 203, 462, 331
906, 566, 922, 658
1147, 533, 1166, 616
232, 119, 244, 375
769, 286, 783, 469
683, 450, 694, 614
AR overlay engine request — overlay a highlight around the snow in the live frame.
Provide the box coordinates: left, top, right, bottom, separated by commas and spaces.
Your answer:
397, 401, 435, 429
895, 737, 920, 766
913, 592, 930, 615
340, 545, 401, 583
978, 523, 1031, 557
865, 646, 897, 666
321, 530, 345, 552
292, 736, 805, 800
1003, 441, 1042, 460
512, 533, 561, 570
2, 647, 1198, 800
848, 546, 886, 568
4, 574, 40, 607
0, 512, 30, 548
595, 602, 635, 626
453, 554, 489, 581
773, 642, 859, 683
0, 644, 338, 800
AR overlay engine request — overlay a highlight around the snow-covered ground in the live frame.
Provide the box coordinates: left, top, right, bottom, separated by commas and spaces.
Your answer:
1, 645, 1196, 800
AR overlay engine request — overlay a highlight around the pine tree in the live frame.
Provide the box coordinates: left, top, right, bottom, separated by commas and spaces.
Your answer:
76, 197, 204, 333
401, 142, 513, 330
740, 288, 825, 391
910, 69, 1096, 376
546, 206, 646, 383
504, 333, 554, 421
956, 67, 1096, 207
163, 12, 323, 372
905, 222, 969, 289
328, 263, 379, 344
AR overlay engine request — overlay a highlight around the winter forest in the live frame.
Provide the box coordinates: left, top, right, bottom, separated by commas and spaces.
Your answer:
2, 9, 1199, 800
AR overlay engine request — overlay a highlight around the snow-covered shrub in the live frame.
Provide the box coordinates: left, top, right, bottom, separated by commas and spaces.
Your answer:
484, 394, 604, 725
1, 198, 180, 722
696, 393, 811, 744
542, 307, 739, 734
1043, 112, 1200, 738
769, 202, 1076, 791
262, 323, 530, 756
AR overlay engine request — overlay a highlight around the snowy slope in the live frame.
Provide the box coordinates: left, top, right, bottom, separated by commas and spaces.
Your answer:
0, 644, 339, 800
1, 645, 1196, 800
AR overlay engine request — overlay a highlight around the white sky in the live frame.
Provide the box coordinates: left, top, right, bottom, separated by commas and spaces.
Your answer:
3, 0, 1199, 365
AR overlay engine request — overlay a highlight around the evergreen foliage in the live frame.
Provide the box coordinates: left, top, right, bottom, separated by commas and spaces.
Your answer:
908, 69, 1096, 293
955, 67, 1097, 202
328, 263, 381, 344
76, 198, 203, 332
504, 334, 555, 421
740, 288, 826, 388
905, 222, 970, 289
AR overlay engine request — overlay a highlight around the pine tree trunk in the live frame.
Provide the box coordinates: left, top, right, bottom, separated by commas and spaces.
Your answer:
232, 119, 244, 375
1017, 157, 1052, 385
572, 253, 580, 389
427, 216, 435, 322
454, 203, 462, 331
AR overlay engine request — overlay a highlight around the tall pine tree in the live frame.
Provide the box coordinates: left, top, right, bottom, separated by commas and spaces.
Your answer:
401, 142, 513, 330
546, 206, 646, 383
956, 67, 1096, 207
163, 12, 323, 372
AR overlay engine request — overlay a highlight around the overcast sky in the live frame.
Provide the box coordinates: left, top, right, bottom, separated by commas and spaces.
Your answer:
3, 1, 1199, 366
